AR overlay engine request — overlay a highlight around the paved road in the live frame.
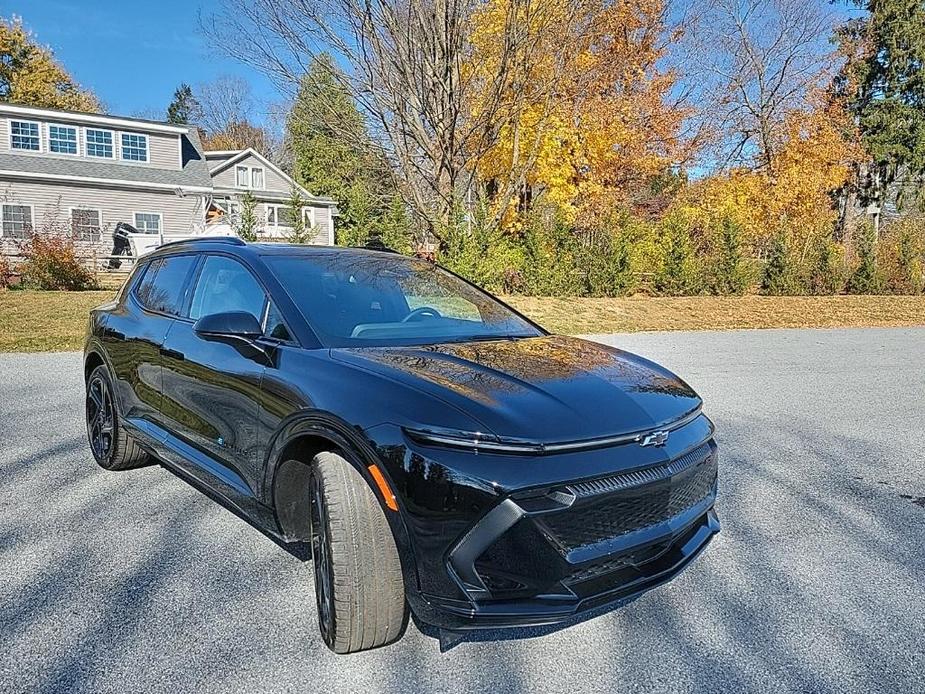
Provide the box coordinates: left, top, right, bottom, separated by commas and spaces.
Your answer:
1, 328, 924, 694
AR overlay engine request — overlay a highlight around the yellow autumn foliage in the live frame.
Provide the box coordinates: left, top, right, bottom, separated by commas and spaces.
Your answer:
676, 100, 865, 257
468, 0, 687, 227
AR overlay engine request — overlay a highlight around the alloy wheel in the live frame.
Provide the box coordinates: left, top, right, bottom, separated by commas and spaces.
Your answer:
86, 376, 115, 464
311, 473, 336, 645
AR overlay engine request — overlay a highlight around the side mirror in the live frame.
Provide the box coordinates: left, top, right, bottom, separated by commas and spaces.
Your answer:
193, 311, 263, 339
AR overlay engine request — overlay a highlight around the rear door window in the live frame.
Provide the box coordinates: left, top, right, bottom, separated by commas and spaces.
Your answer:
135, 255, 197, 315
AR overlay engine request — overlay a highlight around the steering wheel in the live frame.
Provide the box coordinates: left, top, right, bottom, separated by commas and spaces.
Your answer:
402, 306, 442, 322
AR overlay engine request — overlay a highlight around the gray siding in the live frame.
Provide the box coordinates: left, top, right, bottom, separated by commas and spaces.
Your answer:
144, 132, 182, 170
0, 179, 204, 254
211, 153, 291, 192
0, 117, 181, 170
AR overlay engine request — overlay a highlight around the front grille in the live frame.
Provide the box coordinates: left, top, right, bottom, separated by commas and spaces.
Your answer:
563, 541, 670, 583
540, 445, 717, 553
567, 444, 711, 498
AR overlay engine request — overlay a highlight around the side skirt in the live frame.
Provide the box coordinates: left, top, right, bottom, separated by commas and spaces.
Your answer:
122, 417, 298, 551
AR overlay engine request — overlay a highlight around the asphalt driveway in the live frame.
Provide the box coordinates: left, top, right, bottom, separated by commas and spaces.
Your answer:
1, 327, 923, 693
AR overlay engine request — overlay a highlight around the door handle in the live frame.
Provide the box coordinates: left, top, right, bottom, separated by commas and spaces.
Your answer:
159, 347, 185, 361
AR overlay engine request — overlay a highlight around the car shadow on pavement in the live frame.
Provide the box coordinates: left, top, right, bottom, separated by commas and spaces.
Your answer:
3, 403, 924, 693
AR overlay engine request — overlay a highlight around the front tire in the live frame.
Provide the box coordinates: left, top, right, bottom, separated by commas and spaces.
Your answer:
85, 365, 149, 471
308, 451, 407, 653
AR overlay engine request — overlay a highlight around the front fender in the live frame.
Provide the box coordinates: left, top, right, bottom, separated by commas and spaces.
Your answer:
263, 410, 424, 595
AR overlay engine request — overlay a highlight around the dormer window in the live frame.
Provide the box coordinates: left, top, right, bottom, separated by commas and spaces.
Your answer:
86, 129, 114, 158
121, 133, 148, 162
235, 164, 265, 189
10, 120, 40, 151
48, 124, 78, 155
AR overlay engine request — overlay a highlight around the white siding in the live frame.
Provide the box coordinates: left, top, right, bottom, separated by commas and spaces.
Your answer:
313, 206, 333, 244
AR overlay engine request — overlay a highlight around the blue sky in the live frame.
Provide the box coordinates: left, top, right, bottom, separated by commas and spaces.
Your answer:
6, 0, 279, 120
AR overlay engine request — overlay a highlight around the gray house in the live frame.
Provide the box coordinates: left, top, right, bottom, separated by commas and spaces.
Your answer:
0, 102, 336, 258
205, 149, 334, 241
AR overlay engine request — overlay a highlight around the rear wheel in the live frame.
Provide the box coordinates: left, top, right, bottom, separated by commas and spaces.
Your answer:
308, 451, 407, 653
85, 365, 149, 471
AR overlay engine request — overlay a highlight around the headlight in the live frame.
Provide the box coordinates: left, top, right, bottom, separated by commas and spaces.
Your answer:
403, 426, 545, 454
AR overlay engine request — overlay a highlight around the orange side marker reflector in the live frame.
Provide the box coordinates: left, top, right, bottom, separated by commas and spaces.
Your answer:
368, 464, 399, 512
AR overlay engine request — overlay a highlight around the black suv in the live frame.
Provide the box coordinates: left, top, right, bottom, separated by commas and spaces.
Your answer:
84, 238, 719, 653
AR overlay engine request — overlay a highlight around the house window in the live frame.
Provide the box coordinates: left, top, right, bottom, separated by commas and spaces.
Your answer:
251, 167, 265, 189
302, 207, 314, 226
235, 165, 265, 189
236, 166, 249, 187
86, 129, 114, 158
10, 120, 40, 151
48, 124, 78, 155
1, 204, 33, 239
121, 133, 148, 162
71, 208, 102, 241
134, 212, 162, 234
266, 205, 296, 227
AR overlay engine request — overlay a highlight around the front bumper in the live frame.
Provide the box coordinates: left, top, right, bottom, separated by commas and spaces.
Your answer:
412, 506, 719, 630
368, 415, 719, 632
388, 434, 720, 631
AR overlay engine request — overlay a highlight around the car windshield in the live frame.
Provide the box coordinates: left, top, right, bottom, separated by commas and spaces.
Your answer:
266, 252, 543, 347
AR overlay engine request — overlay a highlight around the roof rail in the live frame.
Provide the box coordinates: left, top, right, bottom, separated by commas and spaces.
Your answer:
157, 236, 246, 249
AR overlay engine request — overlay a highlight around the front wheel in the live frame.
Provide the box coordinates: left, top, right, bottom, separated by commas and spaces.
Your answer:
308, 451, 407, 653
85, 365, 149, 471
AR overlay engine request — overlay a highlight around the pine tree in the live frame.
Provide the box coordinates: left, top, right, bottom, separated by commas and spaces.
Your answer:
761, 232, 792, 295
808, 237, 845, 295
847, 222, 882, 294
286, 54, 409, 248
656, 216, 701, 296
166, 83, 201, 124
713, 218, 749, 295
837, 1, 925, 202
235, 191, 259, 242
285, 186, 309, 243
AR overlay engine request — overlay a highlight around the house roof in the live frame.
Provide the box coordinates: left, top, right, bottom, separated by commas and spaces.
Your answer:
207, 148, 276, 174
0, 102, 192, 135
0, 128, 214, 192
211, 187, 337, 207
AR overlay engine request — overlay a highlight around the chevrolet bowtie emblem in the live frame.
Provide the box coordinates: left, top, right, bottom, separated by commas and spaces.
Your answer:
639, 430, 669, 447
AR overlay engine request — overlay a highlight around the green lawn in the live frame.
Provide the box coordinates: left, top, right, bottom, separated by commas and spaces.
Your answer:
2, 289, 925, 352
0, 290, 114, 352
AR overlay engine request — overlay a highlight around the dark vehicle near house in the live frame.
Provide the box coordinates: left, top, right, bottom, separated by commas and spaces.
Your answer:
83, 238, 720, 654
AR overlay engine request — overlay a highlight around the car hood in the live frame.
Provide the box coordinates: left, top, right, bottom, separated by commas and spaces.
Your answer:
331, 335, 701, 443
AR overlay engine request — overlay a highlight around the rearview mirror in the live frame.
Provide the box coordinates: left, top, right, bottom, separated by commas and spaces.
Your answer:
193, 311, 263, 339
